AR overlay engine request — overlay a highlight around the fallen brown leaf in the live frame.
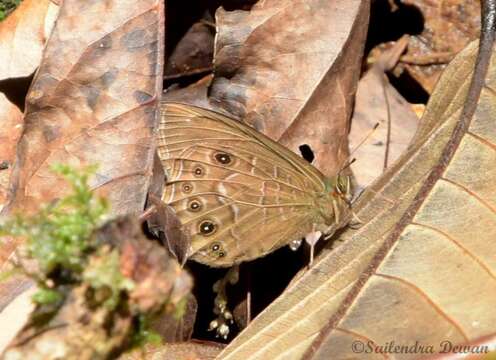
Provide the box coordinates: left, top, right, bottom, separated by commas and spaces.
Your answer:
400, 0, 481, 93
0, 0, 59, 211
0, 0, 164, 319
165, 20, 214, 80
120, 341, 224, 360
0, 95, 22, 211
0, 0, 59, 80
3, 0, 164, 216
209, 0, 370, 176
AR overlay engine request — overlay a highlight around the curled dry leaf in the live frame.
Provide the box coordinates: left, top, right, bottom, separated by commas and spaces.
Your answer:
146, 194, 191, 266
210, 0, 370, 176
165, 20, 215, 80
350, 36, 419, 187
163, 75, 224, 114
217, 33, 496, 360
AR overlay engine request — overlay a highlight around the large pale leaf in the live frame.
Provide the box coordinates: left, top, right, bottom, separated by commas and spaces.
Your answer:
210, 0, 369, 176
349, 36, 419, 187
218, 33, 496, 360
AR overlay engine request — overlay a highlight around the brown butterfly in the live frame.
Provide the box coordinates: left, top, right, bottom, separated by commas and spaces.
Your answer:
157, 102, 352, 267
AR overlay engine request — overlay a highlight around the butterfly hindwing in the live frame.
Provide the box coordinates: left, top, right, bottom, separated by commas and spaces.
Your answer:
158, 102, 329, 266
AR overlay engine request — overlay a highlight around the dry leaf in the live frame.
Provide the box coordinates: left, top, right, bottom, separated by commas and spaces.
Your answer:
217, 35, 496, 360
209, 0, 370, 176
0, 287, 36, 355
151, 295, 198, 342
350, 36, 419, 187
121, 341, 224, 360
399, 0, 480, 93
165, 20, 214, 80
0, 0, 59, 211
3, 0, 164, 216
0, 0, 59, 80
0, 0, 164, 318
420, 333, 496, 360
163, 75, 220, 112
0, 94, 22, 211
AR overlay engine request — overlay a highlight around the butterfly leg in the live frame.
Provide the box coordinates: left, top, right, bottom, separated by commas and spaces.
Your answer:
349, 210, 364, 229
304, 229, 322, 268
209, 265, 239, 339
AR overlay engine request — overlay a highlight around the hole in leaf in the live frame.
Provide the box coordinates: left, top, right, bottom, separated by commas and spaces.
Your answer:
299, 144, 315, 163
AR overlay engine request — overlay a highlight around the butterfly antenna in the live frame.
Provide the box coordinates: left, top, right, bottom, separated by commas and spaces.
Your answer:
337, 158, 356, 177
338, 122, 380, 174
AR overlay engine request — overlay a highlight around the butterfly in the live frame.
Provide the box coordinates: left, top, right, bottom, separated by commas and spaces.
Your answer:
157, 102, 352, 267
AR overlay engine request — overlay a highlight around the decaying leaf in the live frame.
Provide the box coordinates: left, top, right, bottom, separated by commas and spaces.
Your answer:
350, 36, 419, 187
217, 28, 496, 360
210, 0, 370, 176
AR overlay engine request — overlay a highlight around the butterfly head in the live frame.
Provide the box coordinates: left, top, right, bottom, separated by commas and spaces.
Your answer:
318, 175, 353, 227
328, 175, 352, 204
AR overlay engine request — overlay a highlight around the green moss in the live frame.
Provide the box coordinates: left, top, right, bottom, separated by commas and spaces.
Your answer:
0, 164, 109, 304
0, 0, 21, 21
83, 247, 135, 311
131, 314, 162, 348
1, 164, 161, 348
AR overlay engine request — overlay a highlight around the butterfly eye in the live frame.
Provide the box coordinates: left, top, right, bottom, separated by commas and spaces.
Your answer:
214, 152, 232, 165
182, 183, 193, 193
199, 220, 216, 235
188, 199, 202, 212
194, 165, 205, 177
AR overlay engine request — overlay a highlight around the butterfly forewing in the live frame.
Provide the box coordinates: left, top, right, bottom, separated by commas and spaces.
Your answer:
158, 102, 331, 266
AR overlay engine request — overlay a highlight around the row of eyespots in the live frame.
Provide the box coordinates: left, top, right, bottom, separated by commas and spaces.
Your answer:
193, 152, 233, 177
177, 152, 232, 259
179, 152, 233, 193
199, 220, 226, 258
